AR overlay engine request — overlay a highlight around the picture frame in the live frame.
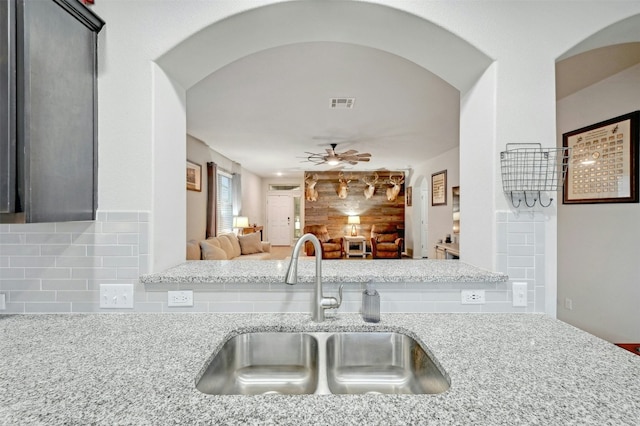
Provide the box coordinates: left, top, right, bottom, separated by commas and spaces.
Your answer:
431, 170, 447, 206
563, 111, 639, 204
406, 186, 412, 206
186, 160, 202, 192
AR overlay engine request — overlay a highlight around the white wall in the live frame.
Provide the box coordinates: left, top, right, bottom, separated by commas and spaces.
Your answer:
407, 147, 460, 259
186, 135, 263, 243
3, 1, 640, 314
557, 63, 640, 342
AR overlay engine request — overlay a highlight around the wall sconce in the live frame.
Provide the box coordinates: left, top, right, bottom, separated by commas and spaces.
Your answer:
347, 215, 360, 236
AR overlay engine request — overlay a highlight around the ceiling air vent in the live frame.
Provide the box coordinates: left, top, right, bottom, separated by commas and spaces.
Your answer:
330, 98, 355, 109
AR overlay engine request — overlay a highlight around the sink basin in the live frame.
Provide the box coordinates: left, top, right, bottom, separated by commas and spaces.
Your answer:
196, 331, 449, 395
196, 332, 319, 395
326, 332, 450, 394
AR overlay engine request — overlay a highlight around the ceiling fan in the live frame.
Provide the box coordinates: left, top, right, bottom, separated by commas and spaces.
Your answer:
304, 143, 371, 166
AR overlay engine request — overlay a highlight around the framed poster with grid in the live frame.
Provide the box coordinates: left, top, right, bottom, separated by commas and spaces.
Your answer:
563, 111, 639, 204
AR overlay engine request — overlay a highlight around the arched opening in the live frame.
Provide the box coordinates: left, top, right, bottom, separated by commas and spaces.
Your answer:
151, 1, 494, 271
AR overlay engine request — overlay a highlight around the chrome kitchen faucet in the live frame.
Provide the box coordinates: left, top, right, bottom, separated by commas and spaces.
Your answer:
285, 233, 343, 322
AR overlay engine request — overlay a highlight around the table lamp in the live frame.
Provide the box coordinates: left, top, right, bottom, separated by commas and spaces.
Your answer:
233, 216, 249, 229
347, 215, 360, 236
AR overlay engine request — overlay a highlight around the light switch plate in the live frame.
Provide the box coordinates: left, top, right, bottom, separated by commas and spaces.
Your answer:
100, 284, 134, 309
512, 282, 528, 307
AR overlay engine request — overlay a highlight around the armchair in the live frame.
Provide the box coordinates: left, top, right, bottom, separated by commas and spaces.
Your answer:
302, 225, 344, 259
370, 224, 403, 259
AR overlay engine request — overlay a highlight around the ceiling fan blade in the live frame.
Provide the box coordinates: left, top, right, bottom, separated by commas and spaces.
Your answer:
356, 153, 372, 157
357, 157, 370, 162
341, 149, 358, 156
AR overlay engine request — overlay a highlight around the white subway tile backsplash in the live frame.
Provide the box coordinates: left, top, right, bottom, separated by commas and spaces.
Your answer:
508, 256, 535, 268
25, 233, 72, 245
107, 212, 140, 222
72, 268, 119, 280
72, 233, 118, 245
56, 257, 102, 268
87, 246, 133, 257
0, 211, 148, 312
1, 209, 547, 315
0, 268, 25, 279
0, 234, 25, 244
1, 245, 40, 256
56, 291, 99, 302
41, 245, 87, 257
10, 223, 55, 233
1, 279, 40, 290
24, 268, 71, 279
55, 222, 99, 233
101, 222, 139, 234
24, 302, 71, 313
103, 257, 138, 268
507, 222, 535, 233
10, 291, 56, 302
10, 256, 56, 267
41, 280, 87, 291
117, 268, 140, 279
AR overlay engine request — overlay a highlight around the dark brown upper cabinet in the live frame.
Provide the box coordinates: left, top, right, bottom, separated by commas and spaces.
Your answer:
1, 0, 104, 223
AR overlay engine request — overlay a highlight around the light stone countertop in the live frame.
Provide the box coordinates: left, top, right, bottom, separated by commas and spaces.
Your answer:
1, 313, 639, 425
140, 259, 507, 286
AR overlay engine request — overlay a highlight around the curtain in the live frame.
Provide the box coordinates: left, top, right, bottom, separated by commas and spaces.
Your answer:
232, 172, 242, 217
206, 162, 217, 238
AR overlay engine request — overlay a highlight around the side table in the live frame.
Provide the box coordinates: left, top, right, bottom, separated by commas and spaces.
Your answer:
343, 235, 368, 258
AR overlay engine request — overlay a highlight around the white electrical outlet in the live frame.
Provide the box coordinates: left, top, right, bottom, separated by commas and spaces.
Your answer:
564, 298, 573, 310
99, 284, 134, 309
168, 290, 194, 307
512, 282, 528, 307
461, 290, 485, 304
0, 293, 6, 310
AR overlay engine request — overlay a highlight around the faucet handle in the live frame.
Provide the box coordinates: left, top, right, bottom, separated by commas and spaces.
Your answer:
321, 284, 343, 310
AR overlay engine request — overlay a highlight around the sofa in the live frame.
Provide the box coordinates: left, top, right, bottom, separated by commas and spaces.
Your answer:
302, 224, 344, 259
187, 232, 271, 260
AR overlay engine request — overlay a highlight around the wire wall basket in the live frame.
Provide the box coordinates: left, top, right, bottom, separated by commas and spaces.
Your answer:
500, 143, 571, 207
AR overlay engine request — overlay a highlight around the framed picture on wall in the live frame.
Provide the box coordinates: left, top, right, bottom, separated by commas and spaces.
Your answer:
563, 111, 639, 204
432, 170, 447, 206
186, 160, 202, 192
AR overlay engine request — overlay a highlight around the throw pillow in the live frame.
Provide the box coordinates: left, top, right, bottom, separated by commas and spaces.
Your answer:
220, 233, 242, 258
238, 232, 264, 255
377, 234, 398, 243
186, 240, 201, 260
200, 240, 228, 260
215, 235, 236, 259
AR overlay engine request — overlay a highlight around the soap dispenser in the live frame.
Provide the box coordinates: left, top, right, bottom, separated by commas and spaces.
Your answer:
362, 280, 380, 323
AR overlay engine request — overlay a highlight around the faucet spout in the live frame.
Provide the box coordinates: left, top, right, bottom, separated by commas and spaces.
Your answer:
285, 233, 342, 322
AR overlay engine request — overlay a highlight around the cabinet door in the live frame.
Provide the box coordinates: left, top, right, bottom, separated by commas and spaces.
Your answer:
16, 0, 103, 222
0, 0, 16, 214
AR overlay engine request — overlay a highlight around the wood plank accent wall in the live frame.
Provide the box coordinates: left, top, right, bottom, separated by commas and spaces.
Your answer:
304, 171, 405, 240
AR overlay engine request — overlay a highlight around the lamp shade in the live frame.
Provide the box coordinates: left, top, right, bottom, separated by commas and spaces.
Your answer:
233, 216, 249, 228
347, 215, 360, 225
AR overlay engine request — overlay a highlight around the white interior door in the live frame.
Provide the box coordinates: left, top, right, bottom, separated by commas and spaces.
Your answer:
421, 188, 429, 258
267, 194, 293, 246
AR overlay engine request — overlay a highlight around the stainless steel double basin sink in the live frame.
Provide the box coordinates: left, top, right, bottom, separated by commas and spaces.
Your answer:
196, 331, 450, 395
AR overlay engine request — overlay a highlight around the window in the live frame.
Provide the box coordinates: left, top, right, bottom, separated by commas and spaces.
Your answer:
216, 171, 233, 235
